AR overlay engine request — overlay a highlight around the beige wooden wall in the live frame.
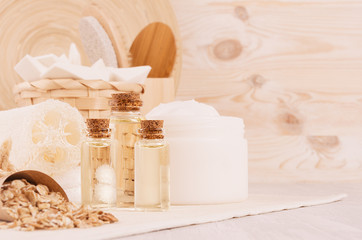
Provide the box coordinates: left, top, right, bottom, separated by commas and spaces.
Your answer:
1, 0, 361, 181
170, 0, 362, 181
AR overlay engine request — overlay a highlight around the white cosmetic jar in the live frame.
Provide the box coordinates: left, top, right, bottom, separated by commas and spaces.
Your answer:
163, 116, 248, 204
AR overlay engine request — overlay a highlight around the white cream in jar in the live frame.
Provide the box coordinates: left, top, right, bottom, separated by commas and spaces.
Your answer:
147, 100, 248, 204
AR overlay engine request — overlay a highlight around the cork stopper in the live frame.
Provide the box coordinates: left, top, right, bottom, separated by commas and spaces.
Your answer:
109, 92, 142, 111
139, 120, 164, 139
86, 118, 110, 138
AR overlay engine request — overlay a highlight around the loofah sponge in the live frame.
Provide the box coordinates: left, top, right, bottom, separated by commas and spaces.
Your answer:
0, 139, 15, 178
0, 99, 85, 176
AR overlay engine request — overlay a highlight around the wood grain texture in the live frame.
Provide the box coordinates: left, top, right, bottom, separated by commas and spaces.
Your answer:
169, 0, 362, 180
0, 0, 89, 110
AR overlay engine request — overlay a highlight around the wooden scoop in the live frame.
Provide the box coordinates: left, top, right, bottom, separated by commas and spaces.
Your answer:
0, 170, 68, 221
130, 22, 176, 78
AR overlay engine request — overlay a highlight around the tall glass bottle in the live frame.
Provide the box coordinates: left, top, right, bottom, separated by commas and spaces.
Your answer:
135, 120, 170, 211
81, 119, 116, 208
109, 92, 143, 207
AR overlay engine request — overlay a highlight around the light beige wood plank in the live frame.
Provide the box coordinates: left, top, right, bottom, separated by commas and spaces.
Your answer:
169, 0, 362, 179
197, 76, 362, 136
171, 0, 362, 96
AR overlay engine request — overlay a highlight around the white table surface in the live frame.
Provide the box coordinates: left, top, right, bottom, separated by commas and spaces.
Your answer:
122, 181, 362, 240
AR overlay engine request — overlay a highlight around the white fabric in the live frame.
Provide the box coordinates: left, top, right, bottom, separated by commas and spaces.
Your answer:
0, 188, 346, 240
125, 182, 362, 240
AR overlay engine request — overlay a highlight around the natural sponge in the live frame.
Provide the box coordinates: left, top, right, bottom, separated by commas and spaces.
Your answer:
79, 16, 118, 67
0, 100, 85, 176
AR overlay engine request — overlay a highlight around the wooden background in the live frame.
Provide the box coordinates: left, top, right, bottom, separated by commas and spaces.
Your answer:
1, 0, 362, 181
169, 0, 362, 181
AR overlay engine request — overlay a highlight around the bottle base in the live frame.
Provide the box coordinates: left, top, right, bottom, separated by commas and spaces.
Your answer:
117, 202, 134, 208
82, 203, 116, 209
134, 204, 169, 212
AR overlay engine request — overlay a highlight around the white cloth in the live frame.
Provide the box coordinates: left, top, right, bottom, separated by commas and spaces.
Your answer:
125, 182, 362, 240
0, 190, 345, 239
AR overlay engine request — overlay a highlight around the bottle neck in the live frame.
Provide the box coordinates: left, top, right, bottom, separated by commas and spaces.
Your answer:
86, 130, 111, 139
139, 138, 167, 146
111, 109, 141, 117
140, 129, 165, 140
86, 136, 110, 140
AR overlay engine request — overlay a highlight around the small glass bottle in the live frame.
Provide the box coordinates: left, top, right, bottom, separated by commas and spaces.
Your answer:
109, 92, 143, 207
135, 120, 170, 211
81, 119, 116, 208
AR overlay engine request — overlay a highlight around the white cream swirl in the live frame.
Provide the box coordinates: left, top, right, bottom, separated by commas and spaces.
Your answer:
147, 100, 244, 138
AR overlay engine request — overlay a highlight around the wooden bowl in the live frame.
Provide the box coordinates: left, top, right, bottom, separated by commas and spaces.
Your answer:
0, 170, 68, 221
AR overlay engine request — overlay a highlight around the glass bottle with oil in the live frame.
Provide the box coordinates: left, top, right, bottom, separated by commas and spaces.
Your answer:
81, 119, 116, 208
109, 92, 143, 207
135, 120, 170, 211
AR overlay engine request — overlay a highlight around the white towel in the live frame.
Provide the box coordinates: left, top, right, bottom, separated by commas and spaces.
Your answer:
0, 193, 346, 239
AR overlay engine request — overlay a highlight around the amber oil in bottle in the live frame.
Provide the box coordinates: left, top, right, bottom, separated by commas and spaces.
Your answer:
109, 92, 143, 207
135, 120, 170, 211
81, 119, 116, 208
